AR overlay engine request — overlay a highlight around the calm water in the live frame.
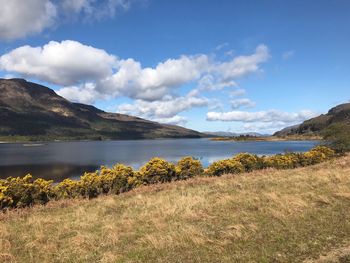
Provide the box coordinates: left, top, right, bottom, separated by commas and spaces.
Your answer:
0, 138, 319, 181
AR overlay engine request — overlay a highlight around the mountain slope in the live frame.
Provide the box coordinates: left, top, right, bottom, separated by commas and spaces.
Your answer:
0, 78, 204, 140
274, 103, 350, 136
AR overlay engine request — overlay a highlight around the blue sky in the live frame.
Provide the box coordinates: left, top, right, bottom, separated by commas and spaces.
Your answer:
0, 0, 349, 133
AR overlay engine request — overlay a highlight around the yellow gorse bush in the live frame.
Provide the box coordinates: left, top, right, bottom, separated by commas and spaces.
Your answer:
206, 159, 244, 176
139, 157, 177, 184
54, 178, 82, 199
0, 146, 337, 210
0, 174, 53, 208
176, 157, 204, 180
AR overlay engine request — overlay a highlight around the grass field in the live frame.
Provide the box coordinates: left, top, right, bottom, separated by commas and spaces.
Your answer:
1, 155, 350, 263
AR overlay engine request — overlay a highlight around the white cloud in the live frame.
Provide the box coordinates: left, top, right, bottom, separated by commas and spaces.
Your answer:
0, 0, 138, 41
231, 98, 256, 109
0, 0, 56, 40
206, 109, 317, 123
152, 115, 188, 126
0, 40, 117, 86
229, 88, 246, 97
216, 44, 270, 80
61, 0, 132, 20
282, 50, 295, 60
56, 83, 103, 104
118, 94, 208, 119
242, 122, 293, 133
197, 75, 237, 91
98, 55, 210, 101
0, 41, 270, 125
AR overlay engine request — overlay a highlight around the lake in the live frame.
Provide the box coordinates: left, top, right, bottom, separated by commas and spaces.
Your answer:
0, 138, 319, 181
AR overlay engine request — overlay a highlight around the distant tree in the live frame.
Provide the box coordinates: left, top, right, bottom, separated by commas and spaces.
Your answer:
322, 123, 350, 153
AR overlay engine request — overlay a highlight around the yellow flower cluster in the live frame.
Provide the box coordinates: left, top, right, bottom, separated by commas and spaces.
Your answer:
0, 146, 336, 210
206, 146, 335, 176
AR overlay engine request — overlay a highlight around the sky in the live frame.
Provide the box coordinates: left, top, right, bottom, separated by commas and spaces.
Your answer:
0, 0, 349, 134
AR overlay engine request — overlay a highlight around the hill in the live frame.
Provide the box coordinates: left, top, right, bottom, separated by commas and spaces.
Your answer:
0, 78, 204, 141
274, 103, 350, 136
1, 155, 350, 262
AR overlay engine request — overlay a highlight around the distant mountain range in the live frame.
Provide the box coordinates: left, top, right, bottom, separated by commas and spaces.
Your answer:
274, 103, 350, 136
204, 131, 270, 137
0, 78, 204, 141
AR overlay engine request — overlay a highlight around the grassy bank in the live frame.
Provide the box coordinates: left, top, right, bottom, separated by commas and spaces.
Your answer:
1, 155, 350, 262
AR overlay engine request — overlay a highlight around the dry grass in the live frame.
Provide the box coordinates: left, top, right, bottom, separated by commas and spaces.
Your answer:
1, 155, 350, 262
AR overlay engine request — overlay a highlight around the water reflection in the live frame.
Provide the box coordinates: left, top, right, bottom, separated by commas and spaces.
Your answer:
0, 164, 99, 181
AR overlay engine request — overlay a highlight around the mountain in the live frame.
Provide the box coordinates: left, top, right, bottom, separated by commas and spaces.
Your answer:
0, 78, 204, 141
204, 131, 270, 137
274, 103, 350, 136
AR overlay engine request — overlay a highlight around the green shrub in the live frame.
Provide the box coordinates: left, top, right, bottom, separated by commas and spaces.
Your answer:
100, 164, 134, 194
322, 123, 350, 153
207, 159, 244, 177
176, 157, 203, 180
139, 158, 176, 184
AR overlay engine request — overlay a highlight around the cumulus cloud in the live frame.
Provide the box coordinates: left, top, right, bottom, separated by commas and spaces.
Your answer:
231, 98, 256, 109
118, 94, 208, 119
0, 41, 270, 106
0, 41, 271, 124
56, 83, 103, 104
117, 93, 208, 125
0, 40, 117, 86
216, 45, 270, 80
0, 0, 56, 40
97, 55, 210, 101
206, 109, 317, 123
152, 115, 188, 126
0, 0, 138, 41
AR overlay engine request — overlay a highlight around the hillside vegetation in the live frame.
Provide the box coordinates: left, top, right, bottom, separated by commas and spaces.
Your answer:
274, 103, 350, 137
0, 78, 203, 141
1, 154, 350, 262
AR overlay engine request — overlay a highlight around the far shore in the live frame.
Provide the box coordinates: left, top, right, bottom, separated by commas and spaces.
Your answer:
210, 135, 322, 142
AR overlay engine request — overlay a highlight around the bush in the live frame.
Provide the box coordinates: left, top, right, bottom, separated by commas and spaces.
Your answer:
176, 157, 203, 180
100, 164, 134, 194
0, 174, 53, 209
232, 153, 260, 171
80, 172, 102, 198
207, 159, 244, 176
264, 153, 301, 169
311, 145, 335, 158
54, 178, 83, 199
139, 158, 177, 184
127, 172, 144, 188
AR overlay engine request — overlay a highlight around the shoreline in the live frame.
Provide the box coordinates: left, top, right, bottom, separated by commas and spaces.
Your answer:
210, 135, 322, 142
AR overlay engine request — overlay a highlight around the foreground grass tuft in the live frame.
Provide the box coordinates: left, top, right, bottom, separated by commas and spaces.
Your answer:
1, 155, 350, 262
